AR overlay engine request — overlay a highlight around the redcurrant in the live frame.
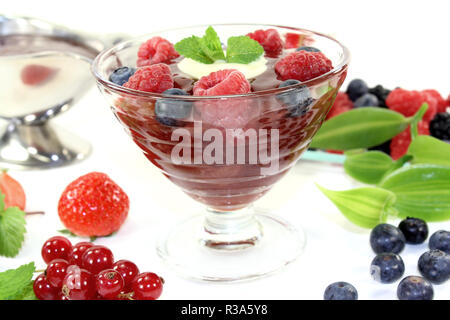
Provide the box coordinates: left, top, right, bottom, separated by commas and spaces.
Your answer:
61, 265, 96, 300
46, 259, 69, 288
131, 272, 163, 300
68, 242, 94, 266
33, 273, 59, 300
112, 260, 139, 290
81, 245, 114, 274
41, 236, 72, 264
96, 269, 124, 299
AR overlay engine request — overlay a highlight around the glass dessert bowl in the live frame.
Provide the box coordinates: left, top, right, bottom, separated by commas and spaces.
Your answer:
92, 24, 349, 282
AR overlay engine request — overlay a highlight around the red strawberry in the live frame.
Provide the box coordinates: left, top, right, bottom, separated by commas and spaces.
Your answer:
137, 37, 179, 67
247, 29, 283, 57
284, 33, 302, 49
124, 64, 173, 93
275, 51, 333, 82
0, 171, 26, 210
58, 172, 129, 237
21, 65, 56, 86
390, 121, 429, 160
326, 92, 353, 120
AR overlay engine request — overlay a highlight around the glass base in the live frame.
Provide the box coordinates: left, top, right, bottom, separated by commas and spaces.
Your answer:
157, 211, 306, 282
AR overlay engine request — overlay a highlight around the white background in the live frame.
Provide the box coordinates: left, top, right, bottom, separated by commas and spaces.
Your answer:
1, 0, 450, 300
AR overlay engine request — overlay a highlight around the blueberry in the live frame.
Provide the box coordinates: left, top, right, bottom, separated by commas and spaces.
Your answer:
276, 80, 314, 117
397, 276, 434, 300
398, 217, 428, 244
109, 67, 136, 86
323, 282, 358, 300
429, 230, 450, 254
370, 253, 405, 283
353, 93, 379, 108
370, 224, 406, 254
296, 46, 320, 52
418, 249, 450, 284
155, 88, 192, 127
346, 79, 369, 101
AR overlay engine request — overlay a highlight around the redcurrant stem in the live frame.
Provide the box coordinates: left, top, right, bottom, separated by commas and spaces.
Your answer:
34, 269, 46, 273
26, 211, 45, 216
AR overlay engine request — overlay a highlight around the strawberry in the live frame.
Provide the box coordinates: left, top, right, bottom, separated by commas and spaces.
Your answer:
0, 170, 26, 210
58, 172, 129, 237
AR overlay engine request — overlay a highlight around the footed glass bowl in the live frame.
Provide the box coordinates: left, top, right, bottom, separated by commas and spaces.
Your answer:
92, 24, 349, 282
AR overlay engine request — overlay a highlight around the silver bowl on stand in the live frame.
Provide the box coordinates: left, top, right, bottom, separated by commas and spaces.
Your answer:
0, 15, 119, 169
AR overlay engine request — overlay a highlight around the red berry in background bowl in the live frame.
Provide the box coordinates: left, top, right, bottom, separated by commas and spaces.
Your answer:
81, 245, 114, 275
58, 172, 129, 237
20, 64, 56, 86
33, 273, 59, 300
112, 260, 140, 290
62, 265, 97, 300
132, 272, 164, 300
68, 242, 94, 266
96, 269, 124, 299
46, 259, 69, 288
0, 170, 26, 210
41, 236, 72, 264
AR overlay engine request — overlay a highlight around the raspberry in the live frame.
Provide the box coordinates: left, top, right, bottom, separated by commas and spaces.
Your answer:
137, 37, 179, 67
193, 69, 250, 96
58, 172, 129, 237
386, 88, 437, 122
124, 64, 173, 93
422, 89, 447, 113
193, 70, 252, 129
390, 121, 429, 160
247, 29, 283, 57
275, 51, 333, 82
326, 92, 353, 120
284, 33, 301, 49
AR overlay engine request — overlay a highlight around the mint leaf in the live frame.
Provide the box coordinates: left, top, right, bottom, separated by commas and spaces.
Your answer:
174, 36, 214, 64
0, 262, 35, 300
0, 192, 26, 257
200, 26, 225, 62
226, 36, 264, 64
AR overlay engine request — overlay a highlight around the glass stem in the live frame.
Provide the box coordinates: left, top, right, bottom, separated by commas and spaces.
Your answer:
201, 206, 263, 251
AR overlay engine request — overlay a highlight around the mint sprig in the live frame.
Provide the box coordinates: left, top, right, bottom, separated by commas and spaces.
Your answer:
0, 262, 36, 300
0, 192, 26, 257
174, 26, 264, 65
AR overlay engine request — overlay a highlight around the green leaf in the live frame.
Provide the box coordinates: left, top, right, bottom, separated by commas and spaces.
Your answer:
226, 36, 264, 64
317, 185, 397, 228
0, 262, 35, 300
408, 135, 450, 166
200, 26, 226, 62
409, 103, 428, 140
344, 151, 395, 184
13, 281, 37, 300
0, 206, 26, 257
174, 36, 214, 64
379, 164, 450, 221
310, 106, 426, 150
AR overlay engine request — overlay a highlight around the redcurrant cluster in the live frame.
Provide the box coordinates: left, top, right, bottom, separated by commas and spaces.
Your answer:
33, 236, 164, 300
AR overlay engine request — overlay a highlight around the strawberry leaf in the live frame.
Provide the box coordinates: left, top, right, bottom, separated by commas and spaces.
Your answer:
0, 192, 26, 257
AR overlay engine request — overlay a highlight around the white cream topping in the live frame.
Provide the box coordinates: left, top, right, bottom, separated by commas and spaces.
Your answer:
177, 55, 267, 79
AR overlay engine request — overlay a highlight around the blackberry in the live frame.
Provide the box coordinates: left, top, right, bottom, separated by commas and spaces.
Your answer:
369, 85, 391, 108
429, 112, 450, 141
